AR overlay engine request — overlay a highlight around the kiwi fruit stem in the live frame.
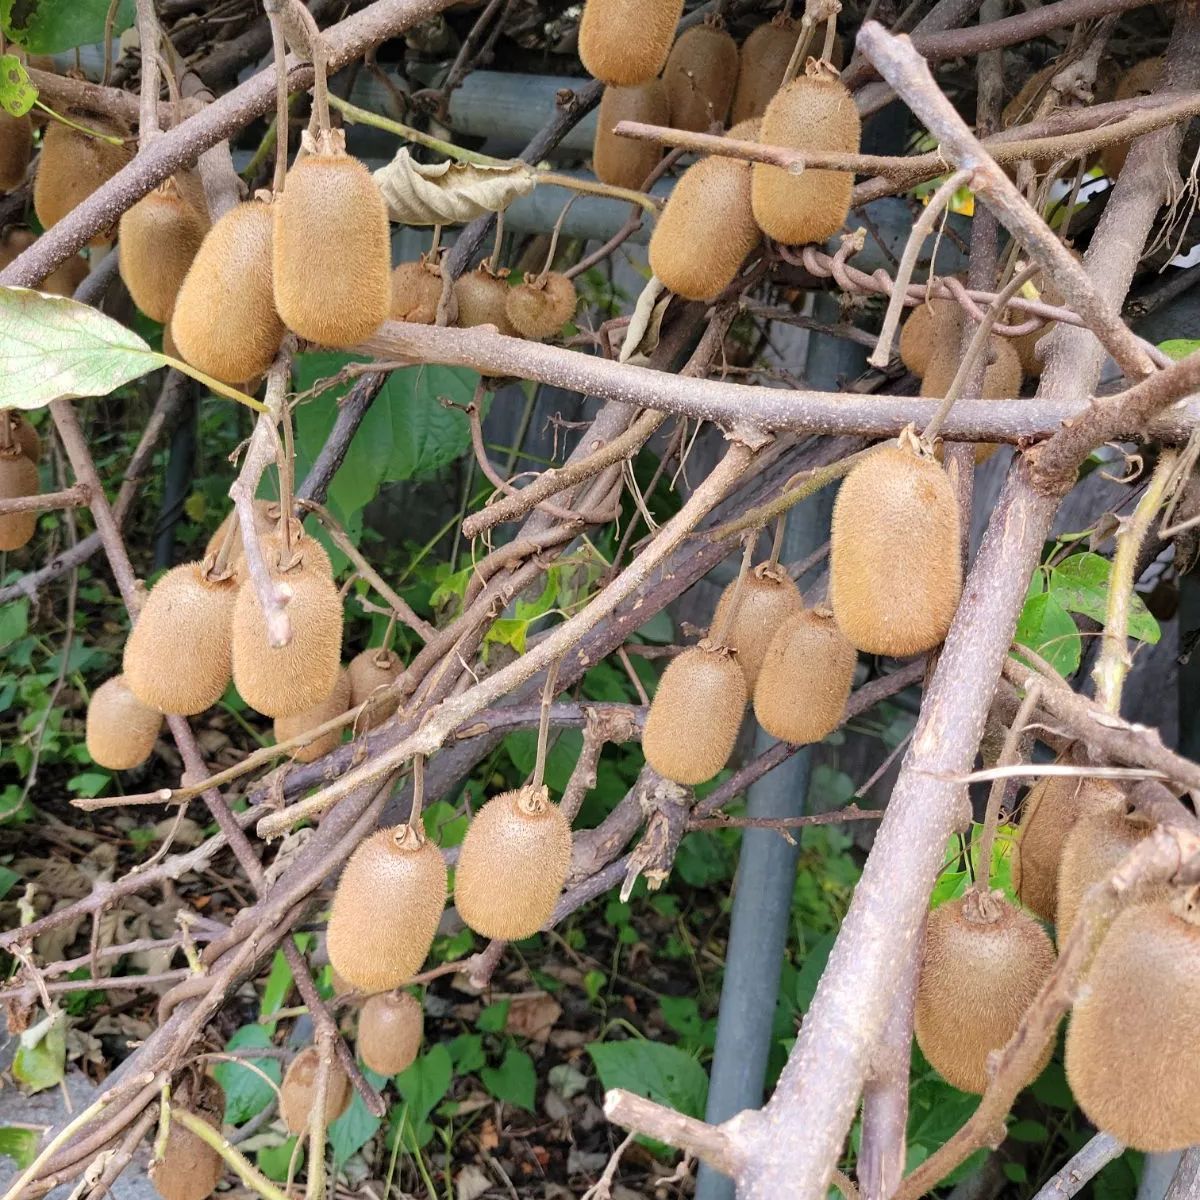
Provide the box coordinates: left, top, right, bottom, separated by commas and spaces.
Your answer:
409, 753, 426, 827
709, 537, 756, 649
267, 10, 291, 195
531, 658, 561, 792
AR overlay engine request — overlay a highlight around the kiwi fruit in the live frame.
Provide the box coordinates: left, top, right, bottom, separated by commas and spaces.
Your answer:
391, 258, 443, 324
579, 0, 683, 87
272, 134, 391, 348
2, 411, 40, 463
830, 442, 962, 656
0, 451, 39, 551
504, 272, 578, 339
124, 561, 238, 715
347, 647, 404, 729
454, 264, 518, 336
709, 561, 801, 689
0, 228, 35, 269
85, 674, 163, 770
663, 20, 739, 133
914, 891, 1057, 1094
326, 824, 448, 992
358, 991, 423, 1075
171, 200, 285, 385
34, 115, 132, 245
119, 177, 210, 323
751, 68, 860, 246
753, 608, 856, 745
921, 336, 1023, 462
40, 254, 90, 298
231, 533, 343, 719
149, 1076, 225, 1200
454, 784, 573, 939
0, 113, 32, 192
593, 81, 670, 189
649, 119, 762, 301
1101, 58, 1164, 178
642, 642, 747, 785
1011, 777, 1125, 922
279, 1046, 352, 1135
731, 17, 799, 125
274, 668, 351, 763
1065, 898, 1200, 1150
202, 498, 279, 577
898, 297, 963, 378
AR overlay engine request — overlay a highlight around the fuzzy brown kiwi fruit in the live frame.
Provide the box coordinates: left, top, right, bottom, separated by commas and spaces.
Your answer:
1065, 897, 1200, 1150
0, 112, 32, 192
274, 668, 351, 763
85, 675, 163, 770
124, 561, 238, 715
642, 642, 747, 785
579, 0, 683, 86
731, 16, 798, 125
149, 1076, 226, 1200
326, 824, 448, 992
0, 450, 39, 551
829, 442, 962, 656
898, 297, 963, 378
709, 561, 800, 689
1101, 58, 1163, 178
40, 253, 89, 298
119, 177, 210, 323
358, 991, 423, 1075
454, 784, 573, 939
0, 227, 35, 269
921, 336, 1023, 462
663, 20, 739, 132
202, 499, 279, 579
751, 67, 860, 246
347, 647, 403, 729
649, 118, 762, 302
1011, 776, 1125, 922
231, 533, 343, 719
753, 607, 856, 744
504, 272, 578, 339
171, 200, 285, 385
455, 264, 518, 336
593, 81, 670, 189
34, 115, 132, 245
273, 132, 391, 347
279, 1046, 352, 1135
391, 257, 443, 324
914, 890, 1057, 1094
2, 410, 40, 463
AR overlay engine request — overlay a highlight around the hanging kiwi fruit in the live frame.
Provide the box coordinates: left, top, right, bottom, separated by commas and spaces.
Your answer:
505, 272, 578, 340
279, 1045, 352, 1135
1065, 894, 1200, 1151
751, 63, 861, 246
0, 112, 32, 192
347, 646, 404, 729
85, 675, 163, 771
1, 410, 40, 464
593, 81, 669, 190
118, 176, 211, 323
124, 561, 239, 715
754, 607, 857, 745
357, 991, 423, 1075
273, 668, 351, 763
649, 117, 763, 302
34, 114, 132, 244
326, 823, 448, 992
914, 890, 1057, 1094
898, 296, 963, 379
1011, 776, 1125, 922
149, 1075, 226, 1200
0, 449, 40, 551
709, 559, 800, 689
731, 16, 799, 125
455, 263, 518, 336
663, 18, 739, 133
171, 199, 285, 385
829, 439, 963, 656
921, 336, 1023, 462
202, 499, 278, 580
391, 257, 444, 324
0, 228, 35, 271
579, 0, 684, 86
642, 641, 748, 785
1101, 58, 1164, 178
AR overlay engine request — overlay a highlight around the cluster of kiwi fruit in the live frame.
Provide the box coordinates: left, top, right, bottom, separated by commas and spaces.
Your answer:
0, 409, 42, 552
149, 1073, 226, 1200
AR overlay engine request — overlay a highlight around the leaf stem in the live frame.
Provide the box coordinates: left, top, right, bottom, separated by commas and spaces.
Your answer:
159, 355, 269, 412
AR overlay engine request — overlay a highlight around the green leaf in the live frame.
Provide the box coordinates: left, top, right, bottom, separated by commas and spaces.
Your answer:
587, 1040, 708, 1119
257, 1136, 303, 1182
484, 617, 528, 655
448, 1033, 486, 1075
0, 866, 18, 900
1014, 589, 1081, 676
329, 1068, 385, 1167
0, 1127, 37, 1168
0, 596, 28, 647
480, 1047, 536, 1112
477, 1000, 510, 1033
391, 1044, 452, 1149
0, 56, 35, 117
13, 1011, 66, 1093
0, 288, 165, 410
1007, 1119, 1047, 1144
212, 1024, 282, 1125
2, 0, 134, 54
504, 728, 583, 794
1050, 552, 1159, 644
260, 949, 295, 1018
1158, 338, 1200, 362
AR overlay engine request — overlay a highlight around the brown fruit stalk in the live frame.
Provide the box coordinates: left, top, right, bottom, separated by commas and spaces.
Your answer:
358, 991, 423, 1075
149, 1076, 226, 1200
347, 647, 404, 729
171, 200, 285, 385
579, 0, 684, 86
34, 115, 132, 244
753, 608, 856, 745
731, 16, 799, 125
326, 824, 448, 992
86, 675, 163, 770
663, 20, 739, 132
642, 642, 747, 785
1101, 58, 1164, 178
279, 1046, 352, 1135
921, 336, 1023, 462
898, 297, 963, 379
454, 784, 573, 939
273, 668, 351, 763
1065, 897, 1200, 1150
1, 410, 41, 464
124, 561, 238, 715
914, 890, 1057, 1093
504, 272, 578, 340
593, 81, 669, 190
273, 132, 391, 348
0, 450, 39, 551
751, 68, 860, 246
709, 561, 800, 689
829, 442, 963, 656
0, 112, 32, 192
391, 258, 444, 324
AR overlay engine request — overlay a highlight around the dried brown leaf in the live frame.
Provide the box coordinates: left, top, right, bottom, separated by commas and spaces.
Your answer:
373, 149, 537, 226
